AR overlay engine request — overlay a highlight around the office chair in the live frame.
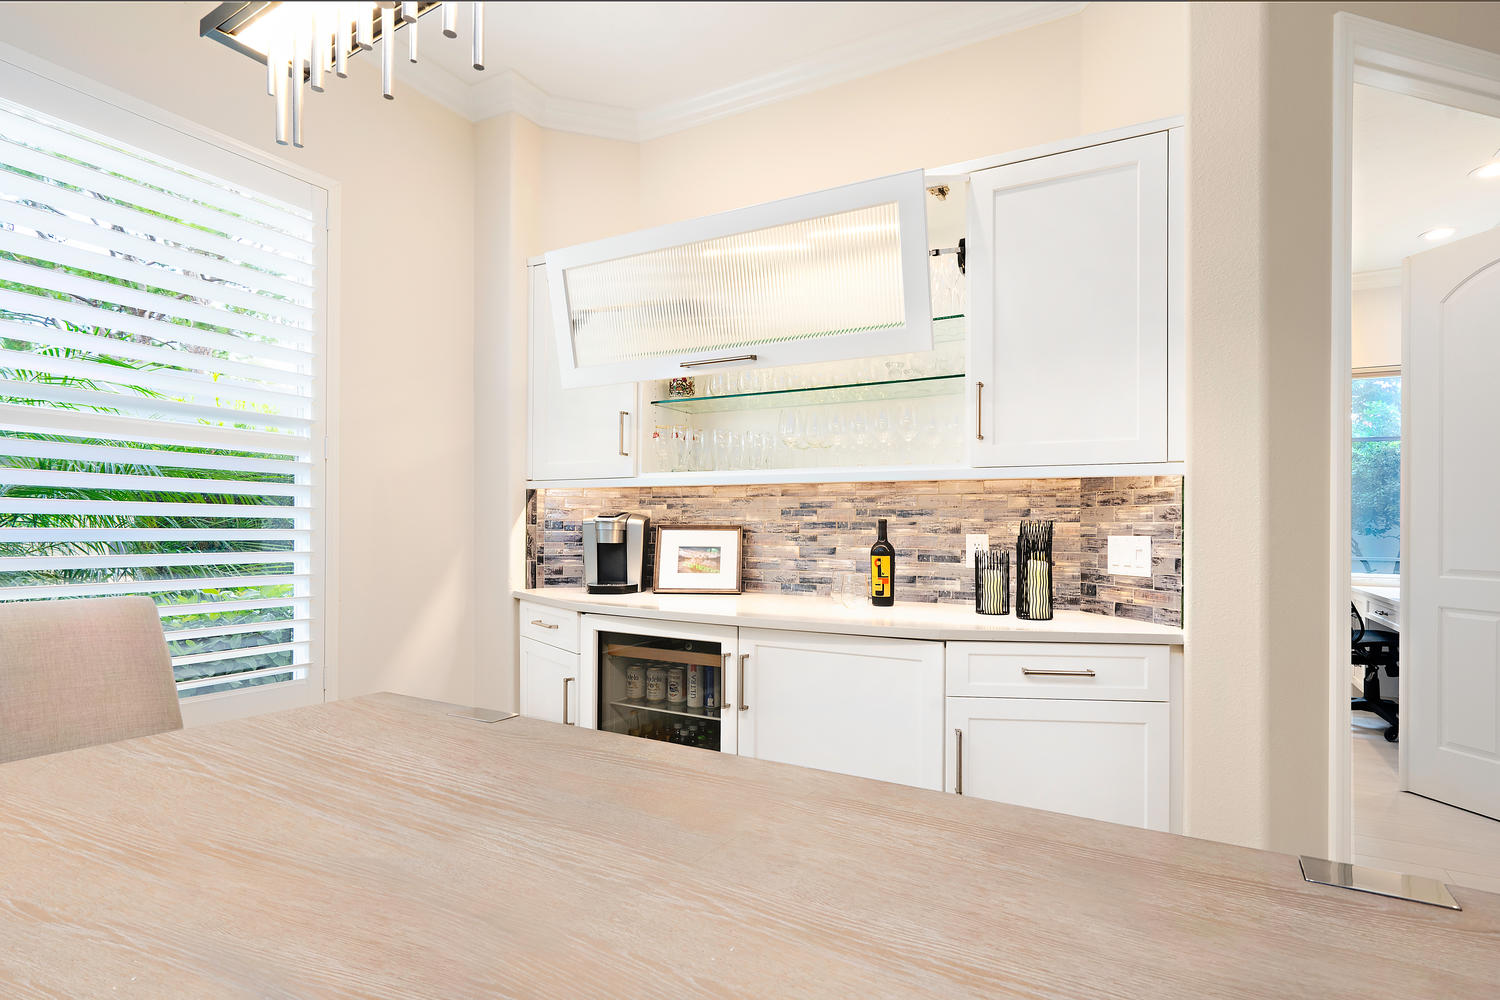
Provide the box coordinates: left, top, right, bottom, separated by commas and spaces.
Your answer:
1350, 601, 1399, 743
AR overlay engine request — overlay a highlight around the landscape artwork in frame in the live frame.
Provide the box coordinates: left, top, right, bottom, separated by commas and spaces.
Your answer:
653, 525, 744, 594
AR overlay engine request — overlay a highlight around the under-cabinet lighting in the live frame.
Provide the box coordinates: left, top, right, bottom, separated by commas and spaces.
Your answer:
1419, 227, 1457, 242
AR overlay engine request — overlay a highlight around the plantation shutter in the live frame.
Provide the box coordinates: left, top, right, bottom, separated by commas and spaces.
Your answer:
0, 91, 327, 706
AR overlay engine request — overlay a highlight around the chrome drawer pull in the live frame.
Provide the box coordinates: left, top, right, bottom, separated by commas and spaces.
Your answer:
563, 677, 574, 726
976, 381, 985, 441
954, 729, 963, 795
738, 653, 749, 712
530, 619, 559, 630
1020, 667, 1097, 678
681, 354, 757, 369
618, 411, 629, 457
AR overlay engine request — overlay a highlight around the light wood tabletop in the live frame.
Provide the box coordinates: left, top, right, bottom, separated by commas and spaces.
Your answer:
0, 693, 1495, 998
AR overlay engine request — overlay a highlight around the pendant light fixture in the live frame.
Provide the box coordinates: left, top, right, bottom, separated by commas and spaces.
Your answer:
200, 2, 488, 147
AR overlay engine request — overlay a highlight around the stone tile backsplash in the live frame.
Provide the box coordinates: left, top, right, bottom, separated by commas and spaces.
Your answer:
527, 476, 1182, 626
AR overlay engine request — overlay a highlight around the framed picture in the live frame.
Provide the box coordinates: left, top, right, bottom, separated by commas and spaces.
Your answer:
653, 524, 744, 594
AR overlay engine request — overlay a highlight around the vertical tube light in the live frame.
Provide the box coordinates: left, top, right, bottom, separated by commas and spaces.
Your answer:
309, 11, 326, 93
272, 40, 289, 145
356, 4, 374, 50
335, 6, 352, 77
442, 1, 457, 37
381, 7, 395, 99
471, 2, 485, 70
404, 2, 419, 62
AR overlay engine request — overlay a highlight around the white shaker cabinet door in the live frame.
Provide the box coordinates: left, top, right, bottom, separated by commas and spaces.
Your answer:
736, 629, 945, 790
968, 131, 1170, 467
519, 637, 582, 726
527, 263, 637, 481
947, 696, 1170, 831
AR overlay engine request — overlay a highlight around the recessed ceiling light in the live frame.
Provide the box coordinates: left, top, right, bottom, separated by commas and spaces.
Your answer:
1470, 160, 1500, 179
1420, 227, 1457, 242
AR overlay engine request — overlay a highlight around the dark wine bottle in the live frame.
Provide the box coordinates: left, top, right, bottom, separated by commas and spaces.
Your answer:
870, 518, 895, 607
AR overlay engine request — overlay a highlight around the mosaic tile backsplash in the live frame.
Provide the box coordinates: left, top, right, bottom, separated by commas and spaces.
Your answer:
527, 477, 1183, 627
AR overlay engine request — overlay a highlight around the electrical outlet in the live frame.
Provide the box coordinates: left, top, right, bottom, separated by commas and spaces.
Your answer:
965, 533, 989, 560
1107, 535, 1152, 577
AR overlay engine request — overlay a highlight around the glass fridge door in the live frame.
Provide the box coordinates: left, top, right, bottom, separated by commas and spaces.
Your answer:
597, 628, 728, 751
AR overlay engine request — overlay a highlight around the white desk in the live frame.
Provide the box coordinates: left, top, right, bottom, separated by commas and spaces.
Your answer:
1353, 583, 1400, 633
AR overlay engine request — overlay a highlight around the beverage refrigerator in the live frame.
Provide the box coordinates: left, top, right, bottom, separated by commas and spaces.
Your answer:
579, 614, 742, 753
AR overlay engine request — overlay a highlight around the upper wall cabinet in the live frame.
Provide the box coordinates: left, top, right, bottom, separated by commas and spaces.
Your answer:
967, 130, 1179, 467
528, 263, 637, 481
544, 171, 934, 388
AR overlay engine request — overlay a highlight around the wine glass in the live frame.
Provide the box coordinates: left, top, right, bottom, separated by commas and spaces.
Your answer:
714, 429, 736, 471
874, 407, 893, 452
804, 410, 828, 453
897, 405, 919, 462
778, 410, 801, 465
849, 411, 870, 460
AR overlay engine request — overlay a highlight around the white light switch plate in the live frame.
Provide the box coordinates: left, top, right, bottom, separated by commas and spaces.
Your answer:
1108, 535, 1152, 577
965, 534, 989, 560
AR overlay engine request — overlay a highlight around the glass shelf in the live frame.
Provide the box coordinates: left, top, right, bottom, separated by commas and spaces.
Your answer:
609, 698, 722, 722
651, 373, 964, 414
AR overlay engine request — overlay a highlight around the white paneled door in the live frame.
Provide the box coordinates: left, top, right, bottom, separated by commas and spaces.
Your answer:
737, 629, 945, 790
1405, 229, 1500, 819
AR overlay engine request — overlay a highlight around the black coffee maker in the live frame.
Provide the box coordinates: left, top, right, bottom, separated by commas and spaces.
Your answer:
583, 513, 649, 594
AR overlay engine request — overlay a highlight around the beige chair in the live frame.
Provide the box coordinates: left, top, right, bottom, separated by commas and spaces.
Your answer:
0, 595, 183, 764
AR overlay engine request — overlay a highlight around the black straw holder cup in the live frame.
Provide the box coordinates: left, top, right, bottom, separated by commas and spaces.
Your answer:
1015, 520, 1055, 621
974, 546, 1010, 615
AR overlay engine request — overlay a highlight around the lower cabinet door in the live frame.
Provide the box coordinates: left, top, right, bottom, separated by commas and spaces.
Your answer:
519, 637, 581, 726
738, 629, 945, 790
947, 696, 1170, 831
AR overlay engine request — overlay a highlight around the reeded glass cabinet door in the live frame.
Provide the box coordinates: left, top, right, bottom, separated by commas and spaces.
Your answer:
546, 171, 934, 388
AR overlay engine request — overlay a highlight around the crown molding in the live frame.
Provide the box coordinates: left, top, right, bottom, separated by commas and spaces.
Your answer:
398, 1, 1086, 141
1351, 267, 1403, 290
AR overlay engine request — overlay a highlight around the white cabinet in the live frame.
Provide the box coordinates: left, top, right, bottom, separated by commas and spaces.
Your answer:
967, 130, 1176, 467
737, 629, 945, 790
947, 697, 1170, 831
543, 171, 934, 387
519, 637, 582, 726
527, 262, 637, 481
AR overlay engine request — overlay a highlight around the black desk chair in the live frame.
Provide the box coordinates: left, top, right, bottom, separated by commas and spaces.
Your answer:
1351, 602, 1400, 742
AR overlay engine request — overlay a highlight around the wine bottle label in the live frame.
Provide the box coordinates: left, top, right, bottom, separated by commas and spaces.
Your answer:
871, 555, 892, 598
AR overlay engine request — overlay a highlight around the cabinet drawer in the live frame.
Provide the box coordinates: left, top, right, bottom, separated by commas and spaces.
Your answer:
519, 600, 580, 653
946, 642, 1169, 701
1364, 595, 1400, 631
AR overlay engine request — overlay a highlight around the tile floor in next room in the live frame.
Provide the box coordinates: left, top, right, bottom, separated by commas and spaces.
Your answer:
1352, 714, 1500, 894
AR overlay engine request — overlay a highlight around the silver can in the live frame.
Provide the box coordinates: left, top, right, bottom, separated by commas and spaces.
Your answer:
666, 666, 687, 705
645, 666, 667, 703
625, 662, 646, 700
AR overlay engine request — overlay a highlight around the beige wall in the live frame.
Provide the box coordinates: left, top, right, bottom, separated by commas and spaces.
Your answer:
636, 2, 1186, 224
1187, 1, 1500, 855
0, 2, 479, 705
1352, 284, 1403, 369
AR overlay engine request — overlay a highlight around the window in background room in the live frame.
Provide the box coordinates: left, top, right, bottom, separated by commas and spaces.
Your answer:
1351, 372, 1400, 577
0, 87, 328, 716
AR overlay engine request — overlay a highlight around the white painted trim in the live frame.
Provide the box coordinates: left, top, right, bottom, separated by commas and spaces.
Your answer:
1327, 10, 1500, 865
527, 462, 1186, 491
397, 2, 1085, 140
1351, 267, 1403, 290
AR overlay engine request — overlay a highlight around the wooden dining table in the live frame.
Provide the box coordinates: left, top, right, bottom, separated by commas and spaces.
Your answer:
1, 693, 1496, 998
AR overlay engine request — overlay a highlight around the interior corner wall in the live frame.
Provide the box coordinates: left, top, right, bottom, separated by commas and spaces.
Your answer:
0, 2, 479, 706
1186, 1, 1500, 855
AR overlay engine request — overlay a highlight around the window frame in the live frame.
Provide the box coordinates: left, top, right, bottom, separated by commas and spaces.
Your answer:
0, 43, 341, 725
1350, 365, 1400, 586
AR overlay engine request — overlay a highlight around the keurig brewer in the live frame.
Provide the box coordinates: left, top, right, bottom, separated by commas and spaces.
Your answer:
583, 513, 649, 594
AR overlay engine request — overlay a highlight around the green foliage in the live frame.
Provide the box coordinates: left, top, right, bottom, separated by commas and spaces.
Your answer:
1351, 377, 1401, 574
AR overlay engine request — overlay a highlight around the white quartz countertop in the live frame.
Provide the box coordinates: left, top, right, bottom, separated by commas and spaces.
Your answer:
515, 588, 1183, 645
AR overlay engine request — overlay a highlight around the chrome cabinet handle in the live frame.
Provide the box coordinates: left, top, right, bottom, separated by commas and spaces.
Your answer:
719, 652, 731, 711
681, 354, 758, 369
738, 653, 749, 712
530, 619, 559, 630
618, 411, 629, 457
1020, 667, 1097, 677
563, 677, 574, 725
976, 381, 985, 441
954, 729, 963, 795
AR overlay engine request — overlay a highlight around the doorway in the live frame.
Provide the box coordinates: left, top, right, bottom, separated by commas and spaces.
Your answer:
1332, 14, 1500, 893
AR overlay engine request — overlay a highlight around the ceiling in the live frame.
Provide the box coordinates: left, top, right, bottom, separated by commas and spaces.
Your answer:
1352, 83, 1500, 279
395, 1, 1084, 140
